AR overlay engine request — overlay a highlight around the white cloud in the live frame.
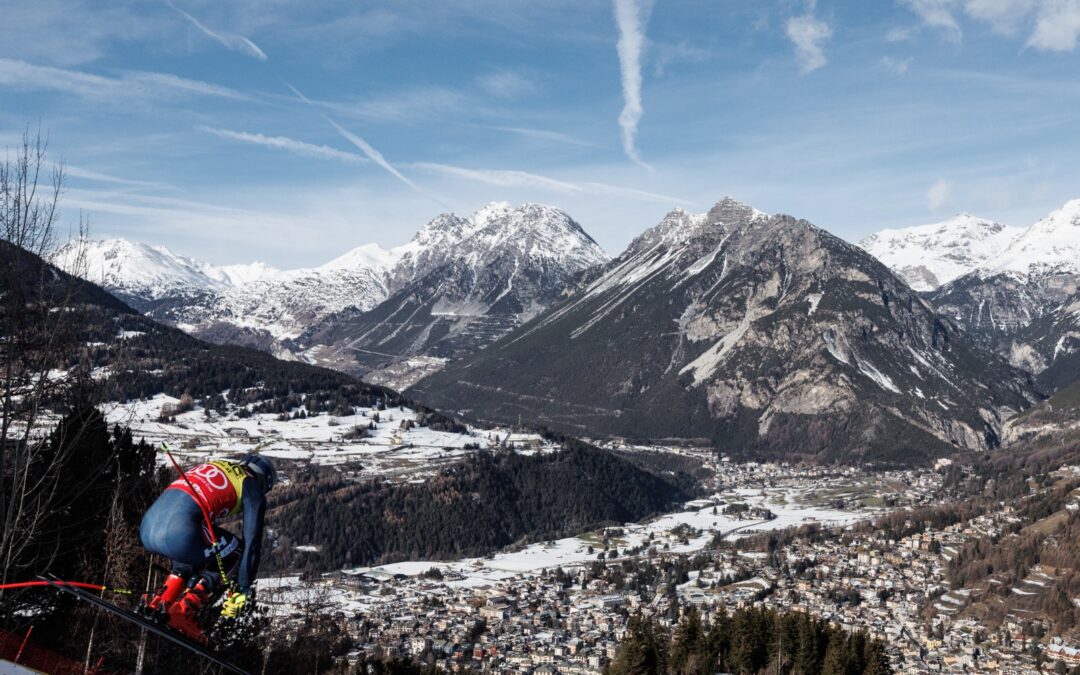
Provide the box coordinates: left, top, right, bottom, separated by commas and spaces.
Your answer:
613, 0, 651, 168
880, 56, 914, 74
1027, 0, 1080, 51
901, 0, 964, 42
0, 58, 254, 102
901, 0, 1080, 51
964, 0, 1037, 33
167, 1, 268, 61
410, 162, 686, 204
198, 127, 367, 164
928, 178, 954, 210
475, 69, 538, 100
785, 14, 833, 72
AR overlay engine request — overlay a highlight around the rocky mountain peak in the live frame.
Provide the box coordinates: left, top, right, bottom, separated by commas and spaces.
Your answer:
707, 196, 768, 226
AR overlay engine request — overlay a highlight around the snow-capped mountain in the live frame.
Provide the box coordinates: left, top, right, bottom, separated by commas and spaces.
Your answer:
930, 199, 1080, 388
53, 238, 278, 308
298, 203, 609, 387
412, 197, 1036, 464
60, 203, 607, 377
982, 198, 1080, 279
858, 214, 1021, 292
163, 244, 397, 351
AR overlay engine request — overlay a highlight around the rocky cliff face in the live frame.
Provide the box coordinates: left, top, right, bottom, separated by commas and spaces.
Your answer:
411, 198, 1037, 465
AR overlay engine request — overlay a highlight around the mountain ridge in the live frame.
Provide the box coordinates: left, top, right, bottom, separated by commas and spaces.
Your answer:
411, 197, 1038, 465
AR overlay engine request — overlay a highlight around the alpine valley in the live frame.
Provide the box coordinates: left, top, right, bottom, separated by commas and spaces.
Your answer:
58, 196, 1080, 464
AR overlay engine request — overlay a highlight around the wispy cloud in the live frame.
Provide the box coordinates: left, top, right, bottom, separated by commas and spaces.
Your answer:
64, 166, 171, 189
282, 81, 446, 207
63, 188, 297, 238
880, 55, 914, 74
488, 126, 595, 147
410, 162, 686, 204
199, 126, 367, 164
613, 0, 651, 169
965, 0, 1038, 34
323, 86, 473, 122
324, 117, 441, 202
166, 1, 268, 61
785, 12, 833, 72
885, 25, 919, 42
901, 0, 964, 42
928, 178, 953, 209
475, 69, 538, 100
0, 58, 255, 102
652, 40, 711, 76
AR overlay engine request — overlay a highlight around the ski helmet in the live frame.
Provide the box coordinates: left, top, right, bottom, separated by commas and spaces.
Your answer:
241, 454, 277, 492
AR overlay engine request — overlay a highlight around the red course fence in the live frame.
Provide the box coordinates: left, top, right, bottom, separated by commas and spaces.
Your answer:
0, 627, 110, 675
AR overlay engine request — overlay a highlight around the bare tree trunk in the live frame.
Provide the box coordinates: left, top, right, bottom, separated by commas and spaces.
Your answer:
135, 557, 155, 675
0, 126, 95, 605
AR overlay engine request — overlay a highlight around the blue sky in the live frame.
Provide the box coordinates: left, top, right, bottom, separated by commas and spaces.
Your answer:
2, 0, 1079, 267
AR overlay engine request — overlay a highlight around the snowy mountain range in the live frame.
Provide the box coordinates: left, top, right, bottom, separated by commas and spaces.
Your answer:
412, 198, 1036, 463
296, 202, 609, 386
858, 214, 1022, 292
926, 199, 1080, 388
859, 199, 1080, 389
53, 237, 280, 305
57, 203, 608, 370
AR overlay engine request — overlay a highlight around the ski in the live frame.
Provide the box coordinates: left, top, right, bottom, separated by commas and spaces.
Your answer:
39, 575, 251, 675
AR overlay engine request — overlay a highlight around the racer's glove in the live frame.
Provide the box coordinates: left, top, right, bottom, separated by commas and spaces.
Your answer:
220, 591, 249, 619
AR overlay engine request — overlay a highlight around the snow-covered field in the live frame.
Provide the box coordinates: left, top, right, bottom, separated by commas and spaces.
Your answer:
103, 394, 552, 481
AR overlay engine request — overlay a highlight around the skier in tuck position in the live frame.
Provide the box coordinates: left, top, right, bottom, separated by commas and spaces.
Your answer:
139, 453, 276, 642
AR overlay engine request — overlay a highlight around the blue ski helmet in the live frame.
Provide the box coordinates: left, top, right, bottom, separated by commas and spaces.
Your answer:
241, 454, 277, 492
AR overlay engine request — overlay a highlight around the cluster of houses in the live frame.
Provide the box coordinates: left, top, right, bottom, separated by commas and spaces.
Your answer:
264, 458, 1080, 674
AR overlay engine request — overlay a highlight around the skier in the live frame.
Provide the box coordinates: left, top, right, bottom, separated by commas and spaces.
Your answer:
139, 453, 276, 642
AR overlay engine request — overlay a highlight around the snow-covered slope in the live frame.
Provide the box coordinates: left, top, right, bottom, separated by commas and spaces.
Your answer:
53, 238, 235, 307
982, 199, 1080, 279
859, 214, 1021, 292
168, 248, 395, 343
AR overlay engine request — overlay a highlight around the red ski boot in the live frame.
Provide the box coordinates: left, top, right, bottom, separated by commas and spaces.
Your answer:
166, 579, 212, 644
143, 573, 187, 613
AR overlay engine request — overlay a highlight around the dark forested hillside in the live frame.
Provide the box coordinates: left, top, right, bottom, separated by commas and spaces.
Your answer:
268, 443, 696, 572
607, 607, 891, 675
